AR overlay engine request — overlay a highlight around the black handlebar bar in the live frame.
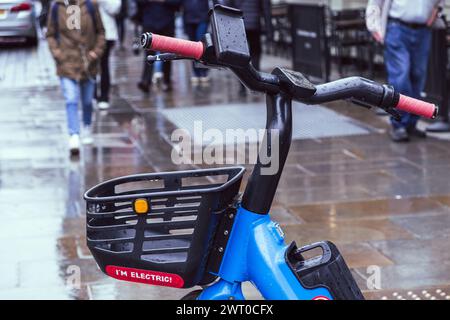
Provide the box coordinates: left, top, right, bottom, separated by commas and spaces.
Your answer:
305, 77, 400, 118
142, 34, 400, 116
308, 78, 384, 104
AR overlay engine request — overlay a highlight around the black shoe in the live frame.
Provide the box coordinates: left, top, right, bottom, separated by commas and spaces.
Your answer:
407, 126, 427, 138
137, 81, 150, 93
389, 127, 410, 143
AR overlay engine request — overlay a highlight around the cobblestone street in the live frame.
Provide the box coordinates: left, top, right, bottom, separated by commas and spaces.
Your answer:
1, 33, 450, 300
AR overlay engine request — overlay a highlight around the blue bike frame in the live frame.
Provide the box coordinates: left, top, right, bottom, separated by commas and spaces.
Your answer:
198, 206, 333, 300
195, 93, 333, 300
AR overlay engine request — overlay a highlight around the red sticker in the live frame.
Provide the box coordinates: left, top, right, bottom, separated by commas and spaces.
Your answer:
105, 266, 185, 288
312, 296, 331, 300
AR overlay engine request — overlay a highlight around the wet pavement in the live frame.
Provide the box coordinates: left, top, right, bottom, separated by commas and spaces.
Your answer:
1, 35, 450, 300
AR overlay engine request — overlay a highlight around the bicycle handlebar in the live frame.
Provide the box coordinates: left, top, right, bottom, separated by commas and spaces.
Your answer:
141, 32, 204, 60
140, 32, 438, 120
307, 77, 386, 106
396, 94, 437, 119
306, 77, 438, 119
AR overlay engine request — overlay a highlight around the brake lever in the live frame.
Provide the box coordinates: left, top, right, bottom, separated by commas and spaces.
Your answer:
350, 99, 402, 121
385, 108, 401, 121
146, 53, 215, 72
146, 53, 188, 64
350, 98, 373, 110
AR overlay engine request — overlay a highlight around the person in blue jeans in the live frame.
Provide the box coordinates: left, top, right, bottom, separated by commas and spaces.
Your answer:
60, 77, 96, 139
366, 0, 443, 142
47, 0, 105, 155
182, 0, 210, 85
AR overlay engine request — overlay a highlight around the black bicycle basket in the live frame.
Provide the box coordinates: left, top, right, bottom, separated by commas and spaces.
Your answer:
85, 166, 245, 288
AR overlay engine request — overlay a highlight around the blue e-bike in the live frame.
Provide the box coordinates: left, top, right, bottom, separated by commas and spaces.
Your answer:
84, 5, 438, 300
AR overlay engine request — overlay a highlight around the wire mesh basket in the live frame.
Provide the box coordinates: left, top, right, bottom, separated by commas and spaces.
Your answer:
85, 166, 245, 288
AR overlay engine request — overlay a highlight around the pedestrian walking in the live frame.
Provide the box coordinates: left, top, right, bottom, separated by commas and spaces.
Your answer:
182, 0, 210, 85
116, 0, 128, 49
97, 0, 121, 110
47, 0, 106, 155
366, 0, 444, 142
39, 0, 51, 31
135, 0, 181, 94
129, 0, 143, 55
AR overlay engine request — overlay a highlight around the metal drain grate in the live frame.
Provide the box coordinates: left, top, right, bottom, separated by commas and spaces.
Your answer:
383, 289, 450, 300
366, 287, 450, 300
161, 102, 373, 145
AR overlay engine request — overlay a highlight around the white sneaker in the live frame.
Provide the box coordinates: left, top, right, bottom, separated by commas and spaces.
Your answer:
200, 76, 210, 87
153, 72, 163, 85
82, 126, 94, 145
97, 101, 110, 110
69, 134, 80, 155
191, 77, 200, 85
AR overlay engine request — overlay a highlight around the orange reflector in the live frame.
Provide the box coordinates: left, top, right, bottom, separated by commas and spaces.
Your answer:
134, 199, 149, 214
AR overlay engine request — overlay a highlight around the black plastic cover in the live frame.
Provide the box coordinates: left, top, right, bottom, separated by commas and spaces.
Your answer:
210, 5, 251, 67
286, 241, 365, 300
272, 67, 317, 99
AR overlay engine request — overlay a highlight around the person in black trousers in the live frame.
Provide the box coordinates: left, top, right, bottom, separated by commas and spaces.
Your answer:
116, 0, 128, 49
136, 0, 181, 93
97, 0, 121, 110
182, 0, 210, 85
39, 0, 51, 31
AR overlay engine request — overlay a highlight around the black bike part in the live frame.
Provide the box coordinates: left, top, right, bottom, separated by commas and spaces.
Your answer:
204, 5, 281, 94
140, 31, 152, 49
202, 204, 238, 277
146, 53, 185, 63
232, 64, 281, 94
286, 241, 365, 300
272, 67, 317, 99
209, 5, 251, 67
307, 77, 383, 105
85, 166, 245, 289
242, 93, 292, 215
306, 77, 398, 109
304, 77, 403, 119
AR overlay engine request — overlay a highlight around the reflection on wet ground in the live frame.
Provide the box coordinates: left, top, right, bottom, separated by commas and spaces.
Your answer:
1, 38, 450, 300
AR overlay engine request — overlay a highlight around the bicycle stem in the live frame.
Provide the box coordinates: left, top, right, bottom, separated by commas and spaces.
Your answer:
242, 93, 293, 214
231, 63, 280, 94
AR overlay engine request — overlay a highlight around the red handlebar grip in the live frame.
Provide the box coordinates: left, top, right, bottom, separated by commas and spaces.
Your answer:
150, 34, 204, 60
396, 95, 438, 119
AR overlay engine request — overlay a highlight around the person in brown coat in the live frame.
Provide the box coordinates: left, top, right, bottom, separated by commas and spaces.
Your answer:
47, 0, 105, 155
